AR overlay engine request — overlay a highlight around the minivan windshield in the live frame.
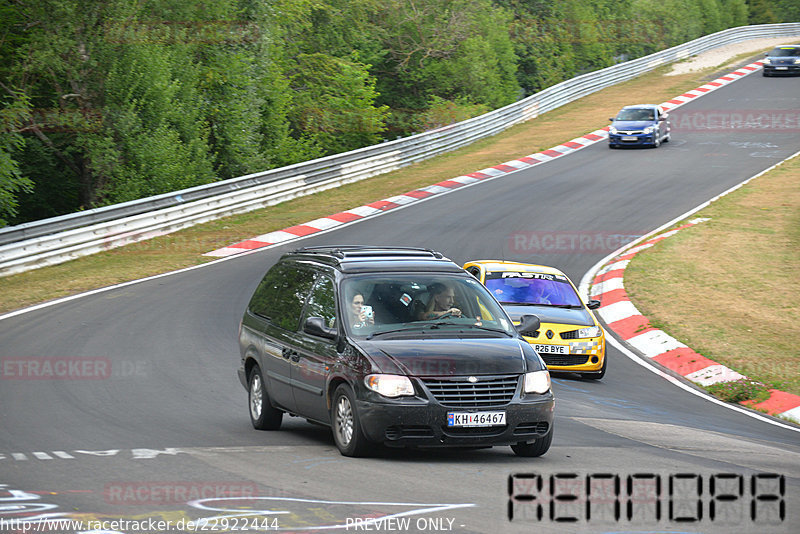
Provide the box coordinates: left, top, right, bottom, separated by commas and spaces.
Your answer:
341, 274, 515, 337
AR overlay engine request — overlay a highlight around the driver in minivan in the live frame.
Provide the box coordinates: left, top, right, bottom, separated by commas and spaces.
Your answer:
418, 283, 462, 320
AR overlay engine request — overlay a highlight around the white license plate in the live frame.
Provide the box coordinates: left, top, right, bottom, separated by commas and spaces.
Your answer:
447, 411, 506, 427
534, 344, 569, 354
622, 136, 638, 141
776, 66, 788, 70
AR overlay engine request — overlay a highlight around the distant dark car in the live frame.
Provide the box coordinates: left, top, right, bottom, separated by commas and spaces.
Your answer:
762, 45, 800, 76
238, 246, 554, 457
608, 104, 670, 148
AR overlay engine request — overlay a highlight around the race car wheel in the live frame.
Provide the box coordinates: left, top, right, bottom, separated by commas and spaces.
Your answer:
581, 357, 607, 380
653, 135, 661, 148
511, 427, 553, 457
332, 384, 370, 457
249, 365, 283, 430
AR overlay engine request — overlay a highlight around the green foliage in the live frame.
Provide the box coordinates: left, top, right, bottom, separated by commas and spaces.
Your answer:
706, 379, 770, 403
287, 53, 389, 155
0, 90, 34, 225
2, 0, 793, 226
417, 96, 491, 132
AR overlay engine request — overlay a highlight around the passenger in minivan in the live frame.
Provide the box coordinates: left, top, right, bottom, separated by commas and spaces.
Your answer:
349, 293, 374, 328
418, 283, 462, 320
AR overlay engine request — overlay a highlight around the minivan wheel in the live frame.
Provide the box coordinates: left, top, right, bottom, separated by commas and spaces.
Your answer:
249, 366, 283, 430
511, 428, 553, 457
331, 384, 370, 457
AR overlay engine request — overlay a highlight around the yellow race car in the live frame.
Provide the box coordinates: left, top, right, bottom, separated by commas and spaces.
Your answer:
464, 260, 606, 379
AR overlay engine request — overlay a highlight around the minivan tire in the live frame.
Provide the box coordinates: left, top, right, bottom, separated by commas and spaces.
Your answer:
331, 384, 371, 457
249, 365, 283, 430
511, 428, 553, 457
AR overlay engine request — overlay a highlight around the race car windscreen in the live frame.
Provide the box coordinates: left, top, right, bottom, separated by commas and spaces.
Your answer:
769, 47, 800, 57
484, 272, 583, 307
615, 108, 654, 121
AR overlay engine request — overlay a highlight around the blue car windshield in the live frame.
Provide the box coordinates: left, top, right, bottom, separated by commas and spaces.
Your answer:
769, 47, 800, 57
616, 108, 654, 121
484, 272, 582, 307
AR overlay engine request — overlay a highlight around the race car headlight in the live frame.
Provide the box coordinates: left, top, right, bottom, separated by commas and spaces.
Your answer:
763, 58, 771, 64
365, 374, 414, 398
524, 370, 551, 394
643, 126, 655, 134
576, 326, 602, 338
609, 126, 617, 134
794, 58, 800, 64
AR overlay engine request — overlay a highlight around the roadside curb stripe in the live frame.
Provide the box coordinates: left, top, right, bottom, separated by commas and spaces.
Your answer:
590, 217, 800, 423
204, 60, 768, 258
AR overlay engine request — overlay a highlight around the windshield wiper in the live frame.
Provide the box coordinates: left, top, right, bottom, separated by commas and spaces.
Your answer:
430, 321, 512, 336
365, 325, 427, 339
501, 302, 582, 308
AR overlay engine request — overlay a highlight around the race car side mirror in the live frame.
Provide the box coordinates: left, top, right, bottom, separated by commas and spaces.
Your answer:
587, 300, 601, 309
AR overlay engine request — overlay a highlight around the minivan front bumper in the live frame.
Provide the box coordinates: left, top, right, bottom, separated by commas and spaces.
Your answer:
356, 390, 555, 448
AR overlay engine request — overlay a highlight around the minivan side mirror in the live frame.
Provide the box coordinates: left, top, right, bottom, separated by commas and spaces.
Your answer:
303, 316, 338, 340
516, 314, 541, 335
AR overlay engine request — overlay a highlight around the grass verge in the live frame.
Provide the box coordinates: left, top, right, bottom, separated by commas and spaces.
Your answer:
624, 154, 800, 397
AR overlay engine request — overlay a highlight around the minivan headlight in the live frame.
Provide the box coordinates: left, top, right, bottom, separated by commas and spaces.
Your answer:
524, 370, 551, 394
365, 374, 414, 398
577, 326, 602, 338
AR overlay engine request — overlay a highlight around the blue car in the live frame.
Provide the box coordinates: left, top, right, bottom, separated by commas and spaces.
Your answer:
608, 104, 670, 148
762, 45, 800, 76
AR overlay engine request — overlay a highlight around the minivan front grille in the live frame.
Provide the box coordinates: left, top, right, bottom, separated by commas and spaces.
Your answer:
422, 375, 518, 408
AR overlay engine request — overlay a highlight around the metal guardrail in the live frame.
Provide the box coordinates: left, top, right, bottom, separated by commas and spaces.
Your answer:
2, 23, 799, 276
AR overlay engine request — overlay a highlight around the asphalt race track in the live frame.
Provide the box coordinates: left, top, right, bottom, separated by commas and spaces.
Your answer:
1, 61, 799, 534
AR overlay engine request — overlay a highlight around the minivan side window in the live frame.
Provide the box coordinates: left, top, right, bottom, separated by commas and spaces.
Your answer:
302, 276, 337, 333
249, 264, 317, 331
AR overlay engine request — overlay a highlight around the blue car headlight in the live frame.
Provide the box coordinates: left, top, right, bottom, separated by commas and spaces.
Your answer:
609, 126, 618, 134
643, 126, 655, 134
764, 58, 772, 65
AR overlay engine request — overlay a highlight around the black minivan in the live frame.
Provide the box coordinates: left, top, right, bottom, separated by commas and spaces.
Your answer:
238, 246, 554, 457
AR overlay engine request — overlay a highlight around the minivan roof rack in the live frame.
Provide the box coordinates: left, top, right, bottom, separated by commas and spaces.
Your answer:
293, 245, 444, 259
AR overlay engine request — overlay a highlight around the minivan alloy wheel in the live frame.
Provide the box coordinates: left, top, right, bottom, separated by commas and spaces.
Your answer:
248, 365, 283, 430
250, 373, 263, 420
335, 396, 354, 445
331, 384, 370, 457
